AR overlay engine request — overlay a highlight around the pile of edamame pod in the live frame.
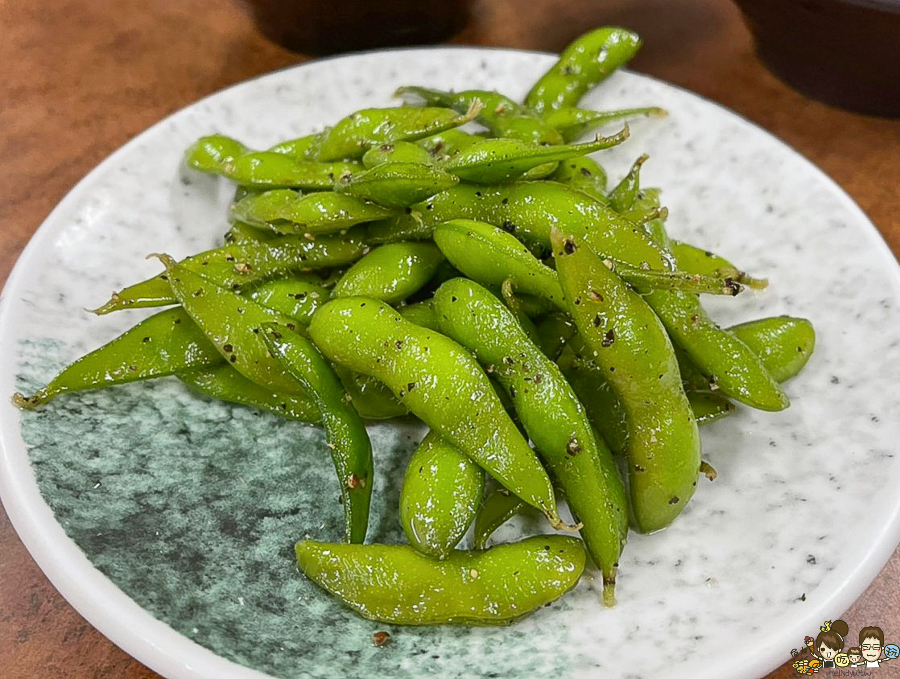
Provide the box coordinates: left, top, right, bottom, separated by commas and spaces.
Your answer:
16, 27, 815, 623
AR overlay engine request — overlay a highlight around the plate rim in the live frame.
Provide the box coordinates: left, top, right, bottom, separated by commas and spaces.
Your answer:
1, 45, 899, 679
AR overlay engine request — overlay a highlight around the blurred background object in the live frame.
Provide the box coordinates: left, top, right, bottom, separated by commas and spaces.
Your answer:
732, 0, 900, 117
244, 0, 472, 53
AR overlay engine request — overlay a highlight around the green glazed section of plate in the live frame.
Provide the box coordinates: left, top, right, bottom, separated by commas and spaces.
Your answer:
17, 338, 582, 679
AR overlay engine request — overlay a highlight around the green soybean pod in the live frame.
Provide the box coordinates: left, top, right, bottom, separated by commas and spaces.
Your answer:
332, 364, 408, 420
473, 487, 529, 551
397, 86, 564, 146
307, 297, 564, 528
331, 242, 445, 304
525, 27, 643, 113
179, 363, 320, 423
266, 131, 326, 159
432, 219, 567, 311
316, 105, 480, 162
231, 190, 395, 235
543, 106, 666, 143
397, 300, 440, 331
730, 316, 815, 382
608, 154, 649, 213
187, 143, 361, 190
440, 128, 628, 184
687, 391, 737, 425
434, 277, 627, 600
551, 155, 610, 202
400, 431, 485, 559
335, 162, 459, 208
245, 276, 329, 325
13, 307, 221, 409
262, 324, 373, 544
295, 535, 586, 625
92, 234, 366, 315
552, 228, 701, 533
362, 141, 436, 168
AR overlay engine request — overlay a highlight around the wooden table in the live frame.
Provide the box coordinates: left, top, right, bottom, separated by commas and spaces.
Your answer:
2, 1, 899, 677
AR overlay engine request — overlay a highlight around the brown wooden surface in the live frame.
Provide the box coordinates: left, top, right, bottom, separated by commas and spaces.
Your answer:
2, 1, 899, 677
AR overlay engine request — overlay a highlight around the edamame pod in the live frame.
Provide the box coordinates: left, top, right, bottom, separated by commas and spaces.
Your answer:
179, 363, 320, 423
361, 141, 436, 168
307, 297, 563, 527
333, 364, 408, 420
231, 190, 395, 235
552, 229, 701, 533
13, 307, 221, 409
93, 234, 366, 314
262, 325, 374, 543
433, 219, 566, 311
153, 254, 309, 396
185, 137, 361, 189
525, 27, 643, 113
331, 242, 445, 304
543, 106, 666, 143
317, 105, 480, 161
551, 156, 609, 202
440, 128, 629, 184
473, 487, 529, 551
335, 162, 459, 208
397, 86, 564, 145
295, 535, 586, 625
434, 278, 627, 598
400, 431, 485, 559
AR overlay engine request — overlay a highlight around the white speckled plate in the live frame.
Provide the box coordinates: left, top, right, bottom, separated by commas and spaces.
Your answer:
2, 48, 900, 679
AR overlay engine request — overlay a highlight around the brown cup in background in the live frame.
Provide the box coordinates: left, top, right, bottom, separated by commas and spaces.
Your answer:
244, 0, 472, 54
732, 0, 900, 117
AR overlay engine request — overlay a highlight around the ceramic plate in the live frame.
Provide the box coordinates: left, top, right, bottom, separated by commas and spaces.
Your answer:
2, 48, 899, 679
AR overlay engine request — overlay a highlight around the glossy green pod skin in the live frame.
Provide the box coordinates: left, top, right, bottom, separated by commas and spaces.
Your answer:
669, 240, 769, 291
432, 218, 738, 305
331, 242, 445, 304
416, 128, 481, 160
335, 162, 459, 208
316, 106, 479, 162
434, 278, 627, 595
416, 182, 669, 268
687, 391, 737, 425
730, 316, 815, 383
397, 86, 564, 145
472, 487, 529, 551
543, 106, 666, 143
266, 131, 326, 159
552, 229, 701, 533
433, 219, 566, 311
608, 154, 649, 213
245, 276, 329, 325
184, 136, 361, 189
224, 221, 276, 245
231, 190, 395, 235
440, 128, 629, 185
525, 27, 643, 113
262, 324, 374, 544
332, 364, 408, 420
307, 297, 562, 527
397, 300, 440, 331
400, 431, 485, 559
680, 316, 816, 390
13, 307, 221, 409
155, 254, 309, 396
295, 535, 586, 625
551, 156, 609, 202
362, 141, 436, 168
92, 234, 366, 314
179, 363, 320, 423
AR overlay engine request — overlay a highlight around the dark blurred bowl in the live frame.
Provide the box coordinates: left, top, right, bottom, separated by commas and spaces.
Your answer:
244, 0, 471, 55
733, 0, 900, 117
